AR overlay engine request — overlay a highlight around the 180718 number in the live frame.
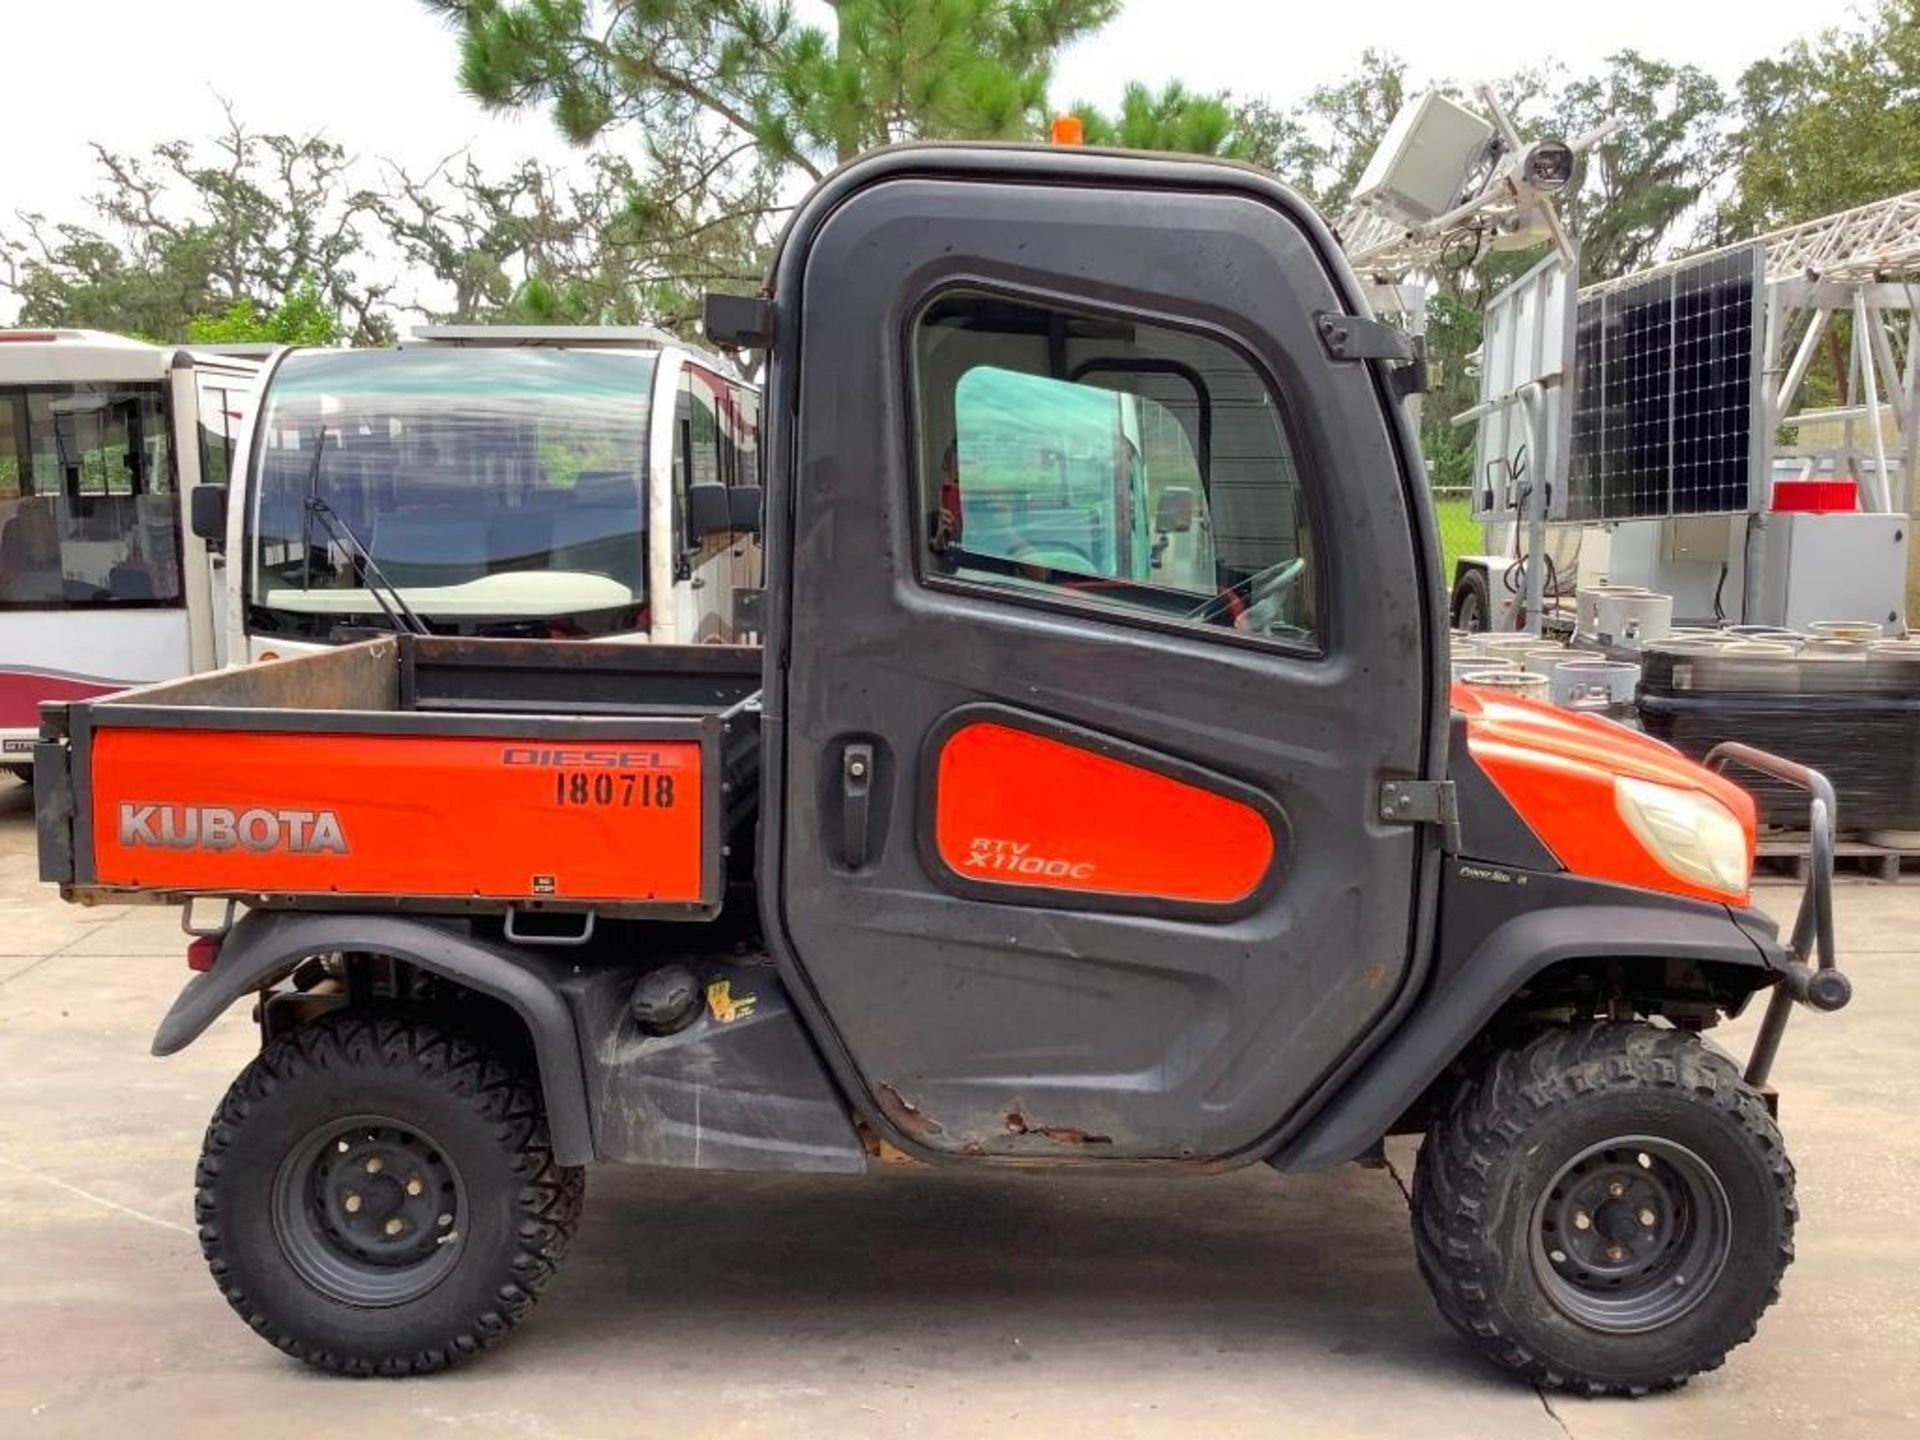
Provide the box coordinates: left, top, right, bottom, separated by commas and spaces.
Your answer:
552, 771, 677, 808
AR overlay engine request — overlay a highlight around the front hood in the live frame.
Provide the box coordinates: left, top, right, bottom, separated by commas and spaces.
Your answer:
1454, 684, 1756, 906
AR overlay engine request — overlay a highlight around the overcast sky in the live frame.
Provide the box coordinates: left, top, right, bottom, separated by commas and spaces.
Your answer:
0, 0, 1865, 318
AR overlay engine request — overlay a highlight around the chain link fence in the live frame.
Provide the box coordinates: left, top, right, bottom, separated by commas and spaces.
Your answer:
1429, 485, 1480, 586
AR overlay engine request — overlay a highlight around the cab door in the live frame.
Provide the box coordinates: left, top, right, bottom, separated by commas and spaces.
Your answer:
763, 150, 1441, 1162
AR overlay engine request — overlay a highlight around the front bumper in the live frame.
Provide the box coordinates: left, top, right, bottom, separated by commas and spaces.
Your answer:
1706, 742, 1850, 1086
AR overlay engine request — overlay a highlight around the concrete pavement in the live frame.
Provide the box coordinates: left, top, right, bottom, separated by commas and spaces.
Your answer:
1, 774, 1915, 1438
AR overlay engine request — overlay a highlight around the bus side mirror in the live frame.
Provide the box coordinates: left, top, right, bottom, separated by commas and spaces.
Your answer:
1156, 486, 1195, 534
686, 481, 732, 540
729, 485, 763, 534
189, 485, 229, 544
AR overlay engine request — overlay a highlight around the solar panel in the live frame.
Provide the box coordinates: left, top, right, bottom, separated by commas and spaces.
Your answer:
1564, 244, 1763, 522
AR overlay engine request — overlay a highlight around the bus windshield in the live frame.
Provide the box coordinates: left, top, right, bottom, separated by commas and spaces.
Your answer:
0, 382, 178, 608
247, 347, 654, 639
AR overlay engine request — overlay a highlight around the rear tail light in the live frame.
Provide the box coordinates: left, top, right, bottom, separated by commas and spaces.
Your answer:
187, 936, 222, 972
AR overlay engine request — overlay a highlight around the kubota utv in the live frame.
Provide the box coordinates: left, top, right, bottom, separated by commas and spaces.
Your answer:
34, 146, 1850, 1394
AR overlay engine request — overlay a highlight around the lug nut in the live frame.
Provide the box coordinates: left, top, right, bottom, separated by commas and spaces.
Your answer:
1573, 1211, 1592, 1231
1639, 1208, 1657, 1228
406, 1177, 423, 1197
1605, 1243, 1626, 1262
343, 1192, 362, 1214
437, 1213, 453, 1227
1607, 1181, 1625, 1198
384, 1217, 405, 1236
365, 1157, 384, 1175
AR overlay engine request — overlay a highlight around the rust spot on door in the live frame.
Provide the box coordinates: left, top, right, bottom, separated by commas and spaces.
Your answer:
1004, 1111, 1112, 1146
876, 1084, 944, 1139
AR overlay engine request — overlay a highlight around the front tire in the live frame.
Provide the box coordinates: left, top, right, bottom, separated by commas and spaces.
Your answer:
1412, 1023, 1795, 1396
196, 1010, 585, 1375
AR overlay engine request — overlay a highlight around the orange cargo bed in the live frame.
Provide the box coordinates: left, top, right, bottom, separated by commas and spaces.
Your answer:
35, 636, 761, 920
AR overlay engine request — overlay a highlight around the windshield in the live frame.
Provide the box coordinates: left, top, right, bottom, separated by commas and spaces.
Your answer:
247, 347, 654, 639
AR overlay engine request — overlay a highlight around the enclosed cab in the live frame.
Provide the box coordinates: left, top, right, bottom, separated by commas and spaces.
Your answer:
0, 329, 258, 777
219, 326, 761, 661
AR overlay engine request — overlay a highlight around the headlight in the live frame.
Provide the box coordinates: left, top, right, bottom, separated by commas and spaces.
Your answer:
1614, 776, 1752, 897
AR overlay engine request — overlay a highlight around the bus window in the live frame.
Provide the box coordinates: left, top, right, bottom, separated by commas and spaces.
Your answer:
0, 383, 180, 607
198, 384, 241, 490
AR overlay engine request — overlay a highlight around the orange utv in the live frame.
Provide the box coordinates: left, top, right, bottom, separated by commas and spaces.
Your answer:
35, 146, 1847, 1394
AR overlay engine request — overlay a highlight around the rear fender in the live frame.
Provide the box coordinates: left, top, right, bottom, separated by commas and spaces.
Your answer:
1271, 869, 1786, 1173
153, 909, 595, 1166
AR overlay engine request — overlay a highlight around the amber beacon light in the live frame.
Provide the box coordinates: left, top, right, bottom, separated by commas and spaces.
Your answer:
1050, 114, 1084, 146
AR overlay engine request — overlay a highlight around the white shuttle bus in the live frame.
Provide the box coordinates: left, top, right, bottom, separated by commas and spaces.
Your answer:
0, 330, 258, 776
216, 326, 763, 662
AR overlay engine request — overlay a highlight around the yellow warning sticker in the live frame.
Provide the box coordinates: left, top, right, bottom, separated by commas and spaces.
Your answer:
705, 979, 758, 1024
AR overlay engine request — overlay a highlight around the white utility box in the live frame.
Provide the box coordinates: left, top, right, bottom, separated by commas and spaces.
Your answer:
1746, 512, 1909, 630
1352, 92, 1495, 228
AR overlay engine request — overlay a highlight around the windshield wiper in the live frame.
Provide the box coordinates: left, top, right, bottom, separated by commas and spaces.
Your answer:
301, 494, 430, 637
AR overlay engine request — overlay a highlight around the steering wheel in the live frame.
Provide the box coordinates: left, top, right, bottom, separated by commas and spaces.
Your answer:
1187, 555, 1307, 627
1006, 542, 1095, 573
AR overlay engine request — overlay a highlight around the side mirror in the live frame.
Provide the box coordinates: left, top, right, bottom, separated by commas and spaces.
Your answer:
1155, 486, 1195, 534
189, 484, 229, 543
685, 481, 732, 541
729, 485, 763, 534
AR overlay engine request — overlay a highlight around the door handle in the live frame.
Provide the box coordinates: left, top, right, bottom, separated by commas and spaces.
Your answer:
841, 742, 875, 869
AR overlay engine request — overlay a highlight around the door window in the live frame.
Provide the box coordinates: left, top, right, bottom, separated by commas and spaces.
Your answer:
914, 291, 1317, 650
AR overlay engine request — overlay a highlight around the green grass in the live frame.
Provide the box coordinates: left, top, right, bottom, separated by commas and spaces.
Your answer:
1431, 494, 1479, 582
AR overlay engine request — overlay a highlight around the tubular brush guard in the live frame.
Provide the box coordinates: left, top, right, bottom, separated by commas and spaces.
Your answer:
1705, 741, 1849, 1087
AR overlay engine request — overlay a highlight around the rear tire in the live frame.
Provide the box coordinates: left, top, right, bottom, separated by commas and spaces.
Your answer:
1412, 1022, 1794, 1396
196, 1010, 585, 1375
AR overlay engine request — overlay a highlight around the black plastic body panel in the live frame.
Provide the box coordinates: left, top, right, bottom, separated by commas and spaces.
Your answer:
1446, 714, 1560, 872
558, 960, 865, 1173
152, 910, 598, 1166
1272, 863, 1786, 1172
754, 145, 1448, 1166
32, 738, 74, 884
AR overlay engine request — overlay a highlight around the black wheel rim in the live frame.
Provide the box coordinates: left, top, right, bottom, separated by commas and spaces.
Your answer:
1530, 1135, 1732, 1334
272, 1115, 467, 1307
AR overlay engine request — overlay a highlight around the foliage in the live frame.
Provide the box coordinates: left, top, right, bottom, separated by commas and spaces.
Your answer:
1552, 53, 1731, 283
419, 1, 1124, 332
1, 107, 391, 345
1420, 291, 1484, 491
370, 144, 773, 332
1076, 81, 1246, 157
434, 0, 1120, 175
1234, 49, 1409, 214
186, 280, 344, 346
1721, 0, 1920, 235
